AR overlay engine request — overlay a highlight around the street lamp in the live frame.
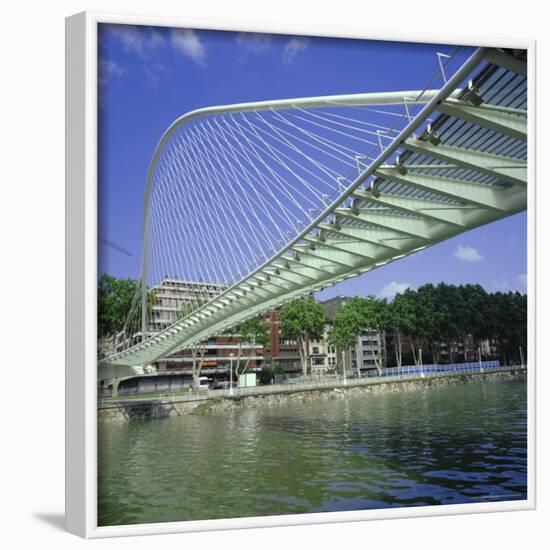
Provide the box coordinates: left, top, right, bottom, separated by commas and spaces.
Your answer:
229, 353, 234, 396
478, 346, 483, 373
519, 346, 525, 368
341, 350, 347, 386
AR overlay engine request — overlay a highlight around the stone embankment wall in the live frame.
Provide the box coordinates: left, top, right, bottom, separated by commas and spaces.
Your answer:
98, 368, 526, 423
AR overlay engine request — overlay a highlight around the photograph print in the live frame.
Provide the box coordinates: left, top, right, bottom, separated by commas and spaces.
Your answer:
96, 23, 529, 528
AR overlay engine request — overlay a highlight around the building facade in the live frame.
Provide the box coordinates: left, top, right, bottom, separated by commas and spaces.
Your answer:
111, 282, 390, 379
262, 309, 302, 372
351, 329, 387, 375
113, 279, 263, 377
307, 297, 388, 376
155, 335, 263, 374
149, 278, 228, 334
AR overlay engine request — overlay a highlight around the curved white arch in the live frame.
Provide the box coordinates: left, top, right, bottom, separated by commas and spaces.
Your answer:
99, 46, 527, 375
138, 88, 461, 334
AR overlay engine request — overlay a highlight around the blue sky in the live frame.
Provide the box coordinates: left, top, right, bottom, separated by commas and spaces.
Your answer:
98, 24, 527, 299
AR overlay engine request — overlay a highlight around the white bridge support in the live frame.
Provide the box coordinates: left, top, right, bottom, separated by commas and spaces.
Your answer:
402, 139, 527, 186
99, 47, 527, 379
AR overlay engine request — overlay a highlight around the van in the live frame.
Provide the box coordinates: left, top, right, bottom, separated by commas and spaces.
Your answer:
197, 376, 211, 390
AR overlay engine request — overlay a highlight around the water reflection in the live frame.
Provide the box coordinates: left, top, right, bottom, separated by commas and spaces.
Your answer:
98, 379, 527, 526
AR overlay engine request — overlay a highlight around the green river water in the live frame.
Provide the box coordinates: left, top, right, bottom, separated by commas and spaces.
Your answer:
98, 378, 527, 526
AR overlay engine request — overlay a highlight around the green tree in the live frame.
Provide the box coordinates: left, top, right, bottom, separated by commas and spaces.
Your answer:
328, 296, 388, 375
280, 298, 325, 376
390, 284, 527, 366
486, 291, 527, 365
508, 291, 528, 363
189, 343, 208, 387
456, 284, 490, 360
233, 316, 268, 377
388, 290, 417, 367
358, 296, 390, 374
411, 285, 433, 362
259, 363, 285, 385
97, 274, 139, 338
328, 297, 367, 373
429, 283, 458, 363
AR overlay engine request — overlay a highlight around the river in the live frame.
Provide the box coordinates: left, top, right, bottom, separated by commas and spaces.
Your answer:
98, 379, 527, 526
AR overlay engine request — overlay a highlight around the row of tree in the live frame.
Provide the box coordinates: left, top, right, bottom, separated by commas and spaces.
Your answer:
382, 283, 527, 367
98, 274, 527, 378
281, 284, 527, 374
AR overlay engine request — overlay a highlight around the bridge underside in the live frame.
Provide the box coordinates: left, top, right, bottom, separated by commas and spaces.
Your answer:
99, 48, 527, 379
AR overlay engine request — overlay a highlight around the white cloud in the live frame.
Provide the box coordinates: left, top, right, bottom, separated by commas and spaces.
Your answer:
236, 32, 272, 54
101, 26, 170, 85
379, 281, 412, 301
144, 63, 168, 88
282, 37, 309, 64
103, 26, 206, 84
112, 25, 165, 58
518, 273, 527, 288
98, 59, 127, 86
170, 29, 206, 65
454, 245, 482, 262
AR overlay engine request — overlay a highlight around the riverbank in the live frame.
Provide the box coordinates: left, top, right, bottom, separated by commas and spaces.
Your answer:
98, 365, 526, 422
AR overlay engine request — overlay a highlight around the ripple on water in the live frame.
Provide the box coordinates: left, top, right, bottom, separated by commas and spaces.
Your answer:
98, 379, 527, 526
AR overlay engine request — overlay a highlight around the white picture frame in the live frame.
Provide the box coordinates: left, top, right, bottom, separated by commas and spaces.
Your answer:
65, 11, 536, 539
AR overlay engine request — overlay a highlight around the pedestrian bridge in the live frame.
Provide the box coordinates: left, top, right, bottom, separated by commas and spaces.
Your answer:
99, 47, 527, 379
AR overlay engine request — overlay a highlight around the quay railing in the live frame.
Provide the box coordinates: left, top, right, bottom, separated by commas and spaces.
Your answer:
374, 360, 503, 378
221, 360, 518, 398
